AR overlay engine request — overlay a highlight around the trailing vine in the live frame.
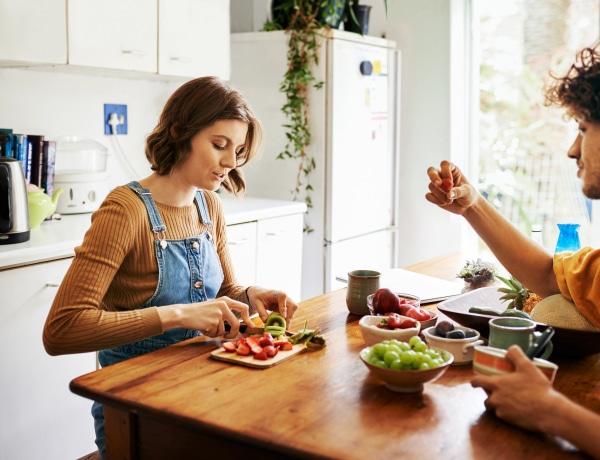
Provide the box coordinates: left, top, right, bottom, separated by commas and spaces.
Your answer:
264, 1, 345, 233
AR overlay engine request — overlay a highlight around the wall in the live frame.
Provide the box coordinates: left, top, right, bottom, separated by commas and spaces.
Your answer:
0, 67, 183, 191
386, 0, 473, 267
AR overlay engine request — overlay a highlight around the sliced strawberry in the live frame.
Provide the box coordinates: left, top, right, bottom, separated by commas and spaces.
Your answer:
274, 341, 293, 351
222, 342, 237, 352
259, 333, 275, 348
235, 337, 247, 348
253, 350, 268, 360
263, 345, 278, 357
236, 342, 251, 356
245, 336, 263, 355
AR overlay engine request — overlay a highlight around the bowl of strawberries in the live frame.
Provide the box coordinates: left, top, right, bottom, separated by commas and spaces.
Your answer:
367, 288, 437, 329
359, 314, 421, 346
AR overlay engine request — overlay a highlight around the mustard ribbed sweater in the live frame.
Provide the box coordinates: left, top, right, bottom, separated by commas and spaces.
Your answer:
43, 186, 245, 355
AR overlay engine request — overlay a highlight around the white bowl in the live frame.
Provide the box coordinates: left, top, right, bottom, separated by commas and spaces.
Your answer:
421, 325, 484, 365
366, 293, 437, 329
359, 345, 454, 393
472, 345, 558, 382
359, 315, 420, 346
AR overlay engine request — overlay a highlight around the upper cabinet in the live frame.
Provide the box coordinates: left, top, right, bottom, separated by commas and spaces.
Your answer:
0, 0, 230, 80
68, 0, 157, 73
159, 0, 230, 79
0, 0, 67, 66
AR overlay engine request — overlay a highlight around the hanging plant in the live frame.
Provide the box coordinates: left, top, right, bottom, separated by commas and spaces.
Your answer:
264, 1, 346, 233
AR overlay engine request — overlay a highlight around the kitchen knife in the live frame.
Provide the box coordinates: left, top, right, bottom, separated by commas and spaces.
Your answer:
224, 322, 265, 335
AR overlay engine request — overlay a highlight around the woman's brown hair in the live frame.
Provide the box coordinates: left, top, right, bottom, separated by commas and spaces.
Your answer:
145, 76, 263, 194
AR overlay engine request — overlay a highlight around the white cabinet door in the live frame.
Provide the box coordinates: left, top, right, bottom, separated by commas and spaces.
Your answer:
256, 214, 303, 301
0, 258, 97, 460
226, 221, 257, 287
68, 0, 157, 72
158, 0, 231, 79
0, 0, 66, 65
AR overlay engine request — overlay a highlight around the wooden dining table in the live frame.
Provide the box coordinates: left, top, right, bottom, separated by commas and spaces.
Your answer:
70, 252, 600, 459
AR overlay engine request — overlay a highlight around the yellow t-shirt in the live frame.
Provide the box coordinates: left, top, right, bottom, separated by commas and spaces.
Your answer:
554, 247, 600, 327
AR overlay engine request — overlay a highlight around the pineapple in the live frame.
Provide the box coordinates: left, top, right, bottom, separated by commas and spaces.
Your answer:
497, 275, 542, 314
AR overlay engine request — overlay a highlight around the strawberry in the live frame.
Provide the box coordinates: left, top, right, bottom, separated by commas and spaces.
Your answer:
222, 342, 237, 353
236, 342, 251, 356
263, 345, 278, 357
253, 350, 268, 360
274, 341, 293, 351
246, 336, 264, 355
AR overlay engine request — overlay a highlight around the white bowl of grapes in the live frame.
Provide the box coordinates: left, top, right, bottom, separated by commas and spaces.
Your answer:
359, 335, 454, 393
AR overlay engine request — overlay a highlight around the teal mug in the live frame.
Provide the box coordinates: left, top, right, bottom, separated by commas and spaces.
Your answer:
488, 317, 553, 359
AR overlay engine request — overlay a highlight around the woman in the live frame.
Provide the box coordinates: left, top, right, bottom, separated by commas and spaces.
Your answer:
43, 76, 298, 458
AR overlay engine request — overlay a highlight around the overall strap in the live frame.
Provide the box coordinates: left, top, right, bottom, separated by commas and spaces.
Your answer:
194, 189, 212, 226
126, 181, 167, 234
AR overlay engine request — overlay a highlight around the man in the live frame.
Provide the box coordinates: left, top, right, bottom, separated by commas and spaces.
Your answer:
425, 44, 600, 459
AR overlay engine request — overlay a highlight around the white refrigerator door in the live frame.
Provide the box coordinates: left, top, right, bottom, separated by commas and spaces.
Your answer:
328, 229, 395, 292
326, 38, 395, 244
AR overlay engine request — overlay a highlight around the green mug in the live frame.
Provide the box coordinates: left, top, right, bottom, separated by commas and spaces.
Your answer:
488, 317, 553, 359
346, 270, 380, 316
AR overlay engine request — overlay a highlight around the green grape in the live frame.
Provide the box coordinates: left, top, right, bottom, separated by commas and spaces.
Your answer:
400, 349, 416, 365
419, 362, 431, 370
390, 359, 403, 370
413, 341, 427, 353
373, 359, 387, 367
372, 343, 388, 357
397, 341, 411, 351
409, 336, 424, 348
383, 350, 400, 366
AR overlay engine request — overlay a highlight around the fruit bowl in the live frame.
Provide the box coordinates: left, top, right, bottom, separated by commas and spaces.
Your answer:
360, 344, 454, 393
421, 325, 484, 365
367, 292, 437, 329
359, 315, 420, 346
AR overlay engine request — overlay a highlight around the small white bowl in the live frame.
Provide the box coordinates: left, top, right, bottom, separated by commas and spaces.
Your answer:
472, 345, 558, 382
421, 326, 484, 365
359, 315, 420, 346
367, 293, 437, 329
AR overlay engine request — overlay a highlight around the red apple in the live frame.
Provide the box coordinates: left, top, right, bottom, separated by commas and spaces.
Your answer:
372, 288, 400, 314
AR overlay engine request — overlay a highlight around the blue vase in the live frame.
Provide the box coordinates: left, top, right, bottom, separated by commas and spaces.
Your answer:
555, 223, 581, 253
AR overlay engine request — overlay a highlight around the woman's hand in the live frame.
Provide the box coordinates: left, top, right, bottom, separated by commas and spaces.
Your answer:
471, 345, 559, 432
247, 286, 298, 329
157, 297, 254, 339
425, 160, 480, 215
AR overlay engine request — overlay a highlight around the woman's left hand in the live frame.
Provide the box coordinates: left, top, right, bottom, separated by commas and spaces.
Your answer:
247, 286, 298, 329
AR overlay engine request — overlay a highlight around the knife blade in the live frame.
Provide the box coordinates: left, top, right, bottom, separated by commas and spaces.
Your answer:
224, 322, 264, 335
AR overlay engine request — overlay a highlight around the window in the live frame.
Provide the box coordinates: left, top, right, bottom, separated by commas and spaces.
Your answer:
474, 0, 599, 249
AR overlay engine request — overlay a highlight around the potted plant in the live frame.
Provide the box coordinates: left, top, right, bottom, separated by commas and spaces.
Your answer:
457, 258, 498, 292
343, 0, 372, 35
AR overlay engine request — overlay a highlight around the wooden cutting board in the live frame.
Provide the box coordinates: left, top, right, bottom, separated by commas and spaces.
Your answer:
210, 343, 306, 369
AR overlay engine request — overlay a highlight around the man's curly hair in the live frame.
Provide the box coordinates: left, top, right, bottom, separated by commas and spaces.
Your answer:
545, 44, 600, 122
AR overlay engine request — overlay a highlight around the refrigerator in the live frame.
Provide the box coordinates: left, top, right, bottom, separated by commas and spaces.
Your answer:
229, 29, 400, 300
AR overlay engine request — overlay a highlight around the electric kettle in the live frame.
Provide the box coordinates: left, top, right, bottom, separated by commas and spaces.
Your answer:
0, 158, 30, 244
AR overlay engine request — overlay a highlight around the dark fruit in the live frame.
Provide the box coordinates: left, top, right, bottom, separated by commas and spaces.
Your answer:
446, 330, 467, 339
435, 320, 454, 337
372, 288, 400, 314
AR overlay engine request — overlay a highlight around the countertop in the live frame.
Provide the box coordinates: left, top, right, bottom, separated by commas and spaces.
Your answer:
0, 195, 306, 270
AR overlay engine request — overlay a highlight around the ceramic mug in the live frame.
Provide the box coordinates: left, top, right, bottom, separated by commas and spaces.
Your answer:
488, 317, 553, 359
346, 270, 380, 315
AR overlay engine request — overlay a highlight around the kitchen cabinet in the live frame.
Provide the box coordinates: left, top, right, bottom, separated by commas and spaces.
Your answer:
0, 0, 67, 66
158, 0, 230, 79
227, 213, 304, 301
0, 258, 97, 460
226, 221, 258, 287
68, 0, 157, 73
0, 0, 230, 79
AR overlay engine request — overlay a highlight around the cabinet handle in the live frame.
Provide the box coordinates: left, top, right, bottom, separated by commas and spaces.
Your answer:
169, 56, 191, 63
46, 283, 60, 288
228, 239, 249, 245
122, 49, 146, 57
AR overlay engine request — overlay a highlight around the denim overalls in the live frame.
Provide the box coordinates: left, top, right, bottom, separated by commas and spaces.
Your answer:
91, 181, 224, 458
